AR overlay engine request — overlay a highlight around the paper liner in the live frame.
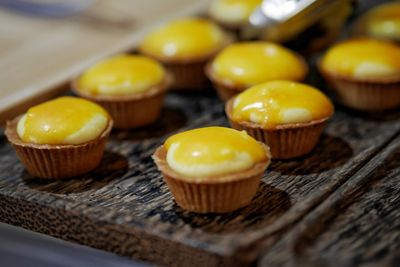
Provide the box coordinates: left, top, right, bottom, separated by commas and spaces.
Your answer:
152, 146, 270, 213
212, 81, 244, 102
163, 174, 261, 213
164, 60, 210, 90
225, 99, 329, 159
72, 75, 171, 129
5, 117, 113, 179
320, 71, 400, 111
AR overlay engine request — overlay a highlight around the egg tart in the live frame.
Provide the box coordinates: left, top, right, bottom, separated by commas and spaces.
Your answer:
206, 41, 308, 101
352, 2, 400, 43
319, 38, 400, 111
5, 97, 112, 179
225, 81, 334, 159
152, 127, 271, 213
72, 54, 171, 129
138, 17, 232, 90
208, 0, 262, 31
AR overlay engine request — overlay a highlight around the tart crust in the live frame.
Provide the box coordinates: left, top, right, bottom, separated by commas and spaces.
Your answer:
225, 98, 330, 159
72, 73, 172, 129
318, 63, 400, 111
5, 116, 113, 179
152, 144, 270, 213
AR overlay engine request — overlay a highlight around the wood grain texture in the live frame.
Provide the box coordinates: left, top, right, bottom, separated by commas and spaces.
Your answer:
1, 89, 400, 266
259, 134, 400, 267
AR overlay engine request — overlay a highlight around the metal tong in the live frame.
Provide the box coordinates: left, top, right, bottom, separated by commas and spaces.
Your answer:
243, 0, 352, 41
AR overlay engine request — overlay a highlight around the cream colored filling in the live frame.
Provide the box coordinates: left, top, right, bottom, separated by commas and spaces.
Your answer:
354, 62, 399, 78
16, 114, 27, 140
369, 20, 400, 40
280, 108, 312, 124
210, 1, 250, 24
96, 80, 152, 95
247, 107, 312, 125
166, 142, 255, 179
17, 113, 108, 145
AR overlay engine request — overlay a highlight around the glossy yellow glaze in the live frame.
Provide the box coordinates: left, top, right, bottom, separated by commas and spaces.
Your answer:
209, 0, 262, 25
362, 2, 400, 40
231, 81, 334, 128
17, 97, 109, 145
139, 18, 226, 61
164, 127, 267, 179
321, 39, 400, 79
211, 42, 306, 87
78, 55, 165, 96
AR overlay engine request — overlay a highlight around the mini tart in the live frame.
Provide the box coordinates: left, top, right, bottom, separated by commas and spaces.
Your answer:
352, 2, 400, 43
5, 97, 113, 179
319, 38, 400, 111
152, 127, 271, 213
72, 55, 172, 129
208, 0, 262, 31
225, 81, 334, 159
206, 42, 308, 101
138, 18, 232, 90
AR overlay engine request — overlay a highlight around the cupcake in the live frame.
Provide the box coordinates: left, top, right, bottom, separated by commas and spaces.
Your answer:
5, 97, 112, 179
352, 2, 400, 43
206, 41, 308, 101
319, 38, 400, 111
152, 126, 271, 213
138, 17, 232, 90
208, 0, 262, 31
72, 54, 171, 129
225, 81, 334, 159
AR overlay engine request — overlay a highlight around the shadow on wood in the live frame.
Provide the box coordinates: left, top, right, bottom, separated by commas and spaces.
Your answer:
335, 105, 400, 123
152, 182, 291, 234
272, 134, 353, 175
289, 142, 400, 264
111, 107, 187, 142
21, 151, 128, 194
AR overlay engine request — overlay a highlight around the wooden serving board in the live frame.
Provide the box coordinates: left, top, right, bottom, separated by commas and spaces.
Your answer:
1, 81, 400, 266
1, 0, 399, 266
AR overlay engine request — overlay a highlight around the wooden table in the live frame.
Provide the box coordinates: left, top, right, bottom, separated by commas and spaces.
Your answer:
0, 1, 399, 266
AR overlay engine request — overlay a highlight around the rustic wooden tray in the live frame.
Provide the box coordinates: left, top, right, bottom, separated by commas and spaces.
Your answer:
1, 1, 399, 266
1, 80, 400, 266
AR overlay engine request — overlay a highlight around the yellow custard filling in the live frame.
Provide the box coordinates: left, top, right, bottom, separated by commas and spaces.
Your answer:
362, 2, 400, 41
231, 81, 334, 128
17, 97, 109, 145
164, 127, 267, 180
321, 39, 400, 79
211, 42, 306, 87
78, 55, 165, 96
209, 0, 262, 25
139, 18, 226, 61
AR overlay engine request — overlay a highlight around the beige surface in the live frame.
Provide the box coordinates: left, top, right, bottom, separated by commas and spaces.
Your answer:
0, 0, 208, 123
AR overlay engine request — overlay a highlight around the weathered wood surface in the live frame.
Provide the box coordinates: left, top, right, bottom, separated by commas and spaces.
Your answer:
260, 134, 400, 267
1, 86, 400, 266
